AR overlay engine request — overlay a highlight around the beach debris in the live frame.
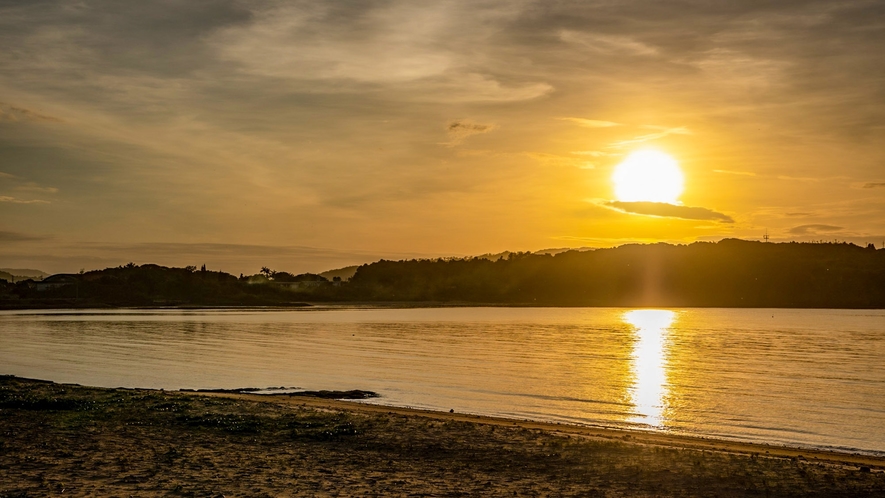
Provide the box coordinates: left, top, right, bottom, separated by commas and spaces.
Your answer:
281, 390, 379, 400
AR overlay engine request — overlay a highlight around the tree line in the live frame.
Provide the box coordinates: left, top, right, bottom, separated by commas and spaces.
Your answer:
2, 239, 883, 308
327, 239, 885, 308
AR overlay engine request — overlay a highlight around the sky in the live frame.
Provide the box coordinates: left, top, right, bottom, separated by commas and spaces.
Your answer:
1, 0, 884, 275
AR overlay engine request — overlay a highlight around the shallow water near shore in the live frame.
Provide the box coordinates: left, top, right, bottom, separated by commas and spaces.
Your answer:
1, 307, 883, 456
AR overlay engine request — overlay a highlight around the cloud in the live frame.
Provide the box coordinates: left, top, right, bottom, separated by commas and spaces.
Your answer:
605, 201, 734, 222
211, 2, 455, 83
0, 230, 48, 242
560, 117, 621, 128
419, 74, 552, 103
15, 183, 59, 194
0, 174, 59, 194
607, 127, 692, 149
0, 196, 50, 204
211, 0, 553, 102
206, 2, 551, 103
559, 30, 659, 56
561, 119, 689, 150
526, 152, 594, 169
0, 0, 884, 260
714, 169, 756, 176
863, 182, 885, 189
0, 102, 62, 123
789, 224, 844, 235
443, 119, 497, 146
571, 151, 610, 157
776, 175, 820, 183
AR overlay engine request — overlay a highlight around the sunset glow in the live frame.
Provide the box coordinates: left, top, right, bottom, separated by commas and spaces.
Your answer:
0, 1, 883, 274
2, 2, 885, 495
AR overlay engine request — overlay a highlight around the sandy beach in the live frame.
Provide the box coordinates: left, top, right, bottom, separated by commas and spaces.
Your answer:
1, 376, 883, 497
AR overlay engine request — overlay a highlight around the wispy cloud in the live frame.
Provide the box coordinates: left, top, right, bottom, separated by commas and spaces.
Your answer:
789, 224, 843, 235
211, 3, 454, 84
604, 201, 734, 223
0, 174, 59, 194
208, 2, 551, 103
0, 102, 62, 123
776, 175, 821, 183
0, 230, 49, 242
863, 182, 885, 189
0, 196, 50, 204
15, 184, 59, 194
526, 153, 594, 169
0, 0, 884, 264
560, 117, 621, 128
420, 74, 552, 103
714, 169, 756, 176
443, 119, 497, 146
570, 151, 610, 157
559, 30, 659, 56
607, 127, 692, 149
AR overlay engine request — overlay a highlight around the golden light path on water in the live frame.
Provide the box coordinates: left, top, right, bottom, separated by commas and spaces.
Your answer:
624, 309, 676, 428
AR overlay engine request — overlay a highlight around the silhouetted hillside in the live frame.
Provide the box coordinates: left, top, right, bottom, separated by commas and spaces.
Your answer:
329, 240, 885, 308
3, 240, 883, 308
0, 264, 308, 308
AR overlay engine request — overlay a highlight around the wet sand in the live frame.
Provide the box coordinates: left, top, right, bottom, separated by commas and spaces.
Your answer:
1, 376, 883, 497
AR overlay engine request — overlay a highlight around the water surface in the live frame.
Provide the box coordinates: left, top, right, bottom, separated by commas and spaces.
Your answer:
1, 307, 883, 455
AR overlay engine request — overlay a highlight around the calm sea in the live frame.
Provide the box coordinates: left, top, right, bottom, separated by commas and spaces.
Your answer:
1, 307, 883, 455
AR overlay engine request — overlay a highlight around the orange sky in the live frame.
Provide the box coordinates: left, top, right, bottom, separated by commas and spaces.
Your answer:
1, 1, 884, 274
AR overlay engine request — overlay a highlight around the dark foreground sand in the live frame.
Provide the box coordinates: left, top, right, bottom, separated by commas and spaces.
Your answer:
1, 376, 883, 497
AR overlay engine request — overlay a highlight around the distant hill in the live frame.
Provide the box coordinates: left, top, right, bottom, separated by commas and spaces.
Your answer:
533, 247, 595, 256
0, 268, 48, 280
1, 264, 308, 308
473, 247, 594, 262
4, 240, 884, 308
323, 240, 885, 308
319, 265, 360, 281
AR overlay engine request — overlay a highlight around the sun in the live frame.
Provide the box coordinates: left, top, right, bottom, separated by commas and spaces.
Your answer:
612, 150, 684, 203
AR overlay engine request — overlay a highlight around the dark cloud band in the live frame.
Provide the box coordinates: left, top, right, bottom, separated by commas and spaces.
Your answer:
789, 224, 843, 235
605, 201, 734, 223
0, 230, 49, 242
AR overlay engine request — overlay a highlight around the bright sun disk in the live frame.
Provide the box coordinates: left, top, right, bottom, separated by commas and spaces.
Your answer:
613, 150, 684, 203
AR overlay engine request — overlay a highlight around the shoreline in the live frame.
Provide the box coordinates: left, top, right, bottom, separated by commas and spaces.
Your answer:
210, 391, 885, 470
7, 375, 884, 466
3, 376, 883, 496
3, 375, 885, 465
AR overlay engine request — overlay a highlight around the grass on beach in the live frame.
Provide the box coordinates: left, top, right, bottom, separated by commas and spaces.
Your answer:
0, 376, 882, 497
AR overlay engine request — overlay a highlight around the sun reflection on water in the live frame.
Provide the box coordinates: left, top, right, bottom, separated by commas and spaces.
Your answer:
624, 309, 675, 428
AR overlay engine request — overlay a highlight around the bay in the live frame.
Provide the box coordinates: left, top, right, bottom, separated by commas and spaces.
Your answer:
1, 307, 883, 455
